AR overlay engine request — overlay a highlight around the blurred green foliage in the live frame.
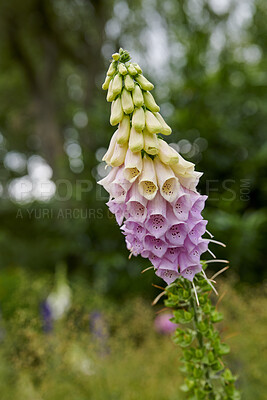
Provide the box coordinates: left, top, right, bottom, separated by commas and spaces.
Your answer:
0, 268, 266, 399
0, 0, 266, 299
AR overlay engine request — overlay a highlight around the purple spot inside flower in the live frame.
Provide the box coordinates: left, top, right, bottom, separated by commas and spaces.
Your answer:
166, 223, 187, 246
172, 194, 191, 221
188, 220, 208, 245
156, 268, 180, 285
126, 234, 144, 256
127, 201, 147, 222
190, 195, 208, 220
165, 247, 180, 263
146, 214, 169, 238
144, 235, 168, 258
107, 200, 126, 226
180, 264, 202, 281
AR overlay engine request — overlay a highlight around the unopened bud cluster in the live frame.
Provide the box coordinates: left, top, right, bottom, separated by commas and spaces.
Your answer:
99, 49, 210, 284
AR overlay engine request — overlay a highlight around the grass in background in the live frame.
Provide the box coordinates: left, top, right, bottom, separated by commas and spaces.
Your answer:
0, 268, 266, 400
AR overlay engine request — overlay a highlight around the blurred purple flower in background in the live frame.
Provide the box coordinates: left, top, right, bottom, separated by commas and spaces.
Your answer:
154, 312, 178, 335
89, 311, 109, 355
40, 300, 53, 333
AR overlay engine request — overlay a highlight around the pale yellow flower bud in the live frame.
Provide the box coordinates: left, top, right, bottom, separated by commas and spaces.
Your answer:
118, 63, 128, 75
135, 75, 154, 91
132, 63, 142, 74
143, 128, 159, 155
170, 154, 200, 190
102, 130, 118, 164
102, 75, 112, 90
143, 91, 160, 112
127, 63, 138, 76
116, 115, 130, 145
106, 79, 116, 102
124, 75, 135, 91
129, 126, 144, 153
110, 142, 127, 167
176, 153, 195, 172
158, 139, 179, 165
110, 97, 124, 126
112, 74, 123, 96
138, 154, 158, 200
154, 156, 180, 202
132, 107, 145, 132
132, 84, 144, 107
124, 149, 142, 183
145, 110, 162, 134
171, 154, 195, 175
154, 112, 172, 135
121, 88, 134, 114
178, 171, 203, 191
112, 53, 120, 61
107, 61, 116, 76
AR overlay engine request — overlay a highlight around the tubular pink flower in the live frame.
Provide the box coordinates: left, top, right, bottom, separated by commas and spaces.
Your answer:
166, 222, 188, 246
102, 130, 118, 165
146, 193, 169, 238
126, 182, 148, 222
138, 154, 158, 200
143, 235, 168, 258
124, 149, 142, 183
154, 156, 180, 202
111, 166, 132, 202
172, 193, 192, 221
156, 269, 180, 285
97, 167, 119, 197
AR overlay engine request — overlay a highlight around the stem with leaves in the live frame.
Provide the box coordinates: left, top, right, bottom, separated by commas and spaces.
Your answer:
164, 267, 241, 400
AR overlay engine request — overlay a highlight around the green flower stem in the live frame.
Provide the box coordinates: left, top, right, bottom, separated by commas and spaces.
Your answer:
190, 295, 203, 347
164, 270, 241, 400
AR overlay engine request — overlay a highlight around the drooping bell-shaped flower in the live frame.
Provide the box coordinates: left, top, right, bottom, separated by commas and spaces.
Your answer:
153, 156, 180, 202
138, 154, 158, 200
124, 148, 142, 183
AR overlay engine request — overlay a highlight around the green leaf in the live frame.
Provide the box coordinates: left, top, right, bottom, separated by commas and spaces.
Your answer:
218, 343, 230, 356
202, 303, 212, 314
211, 360, 224, 372
211, 310, 224, 323
197, 319, 210, 333
194, 388, 207, 400
183, 349, 193, 361
195, 348, 204, 360
222, 368, 237, 383
180, 378, 195, 392
173, 309, 194, 324
174, 328, 196, 347
208, 351, 215, 363
193, 366, 203, 379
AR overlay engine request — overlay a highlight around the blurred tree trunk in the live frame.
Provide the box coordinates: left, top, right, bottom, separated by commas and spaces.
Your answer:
4, 0, 113, 174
